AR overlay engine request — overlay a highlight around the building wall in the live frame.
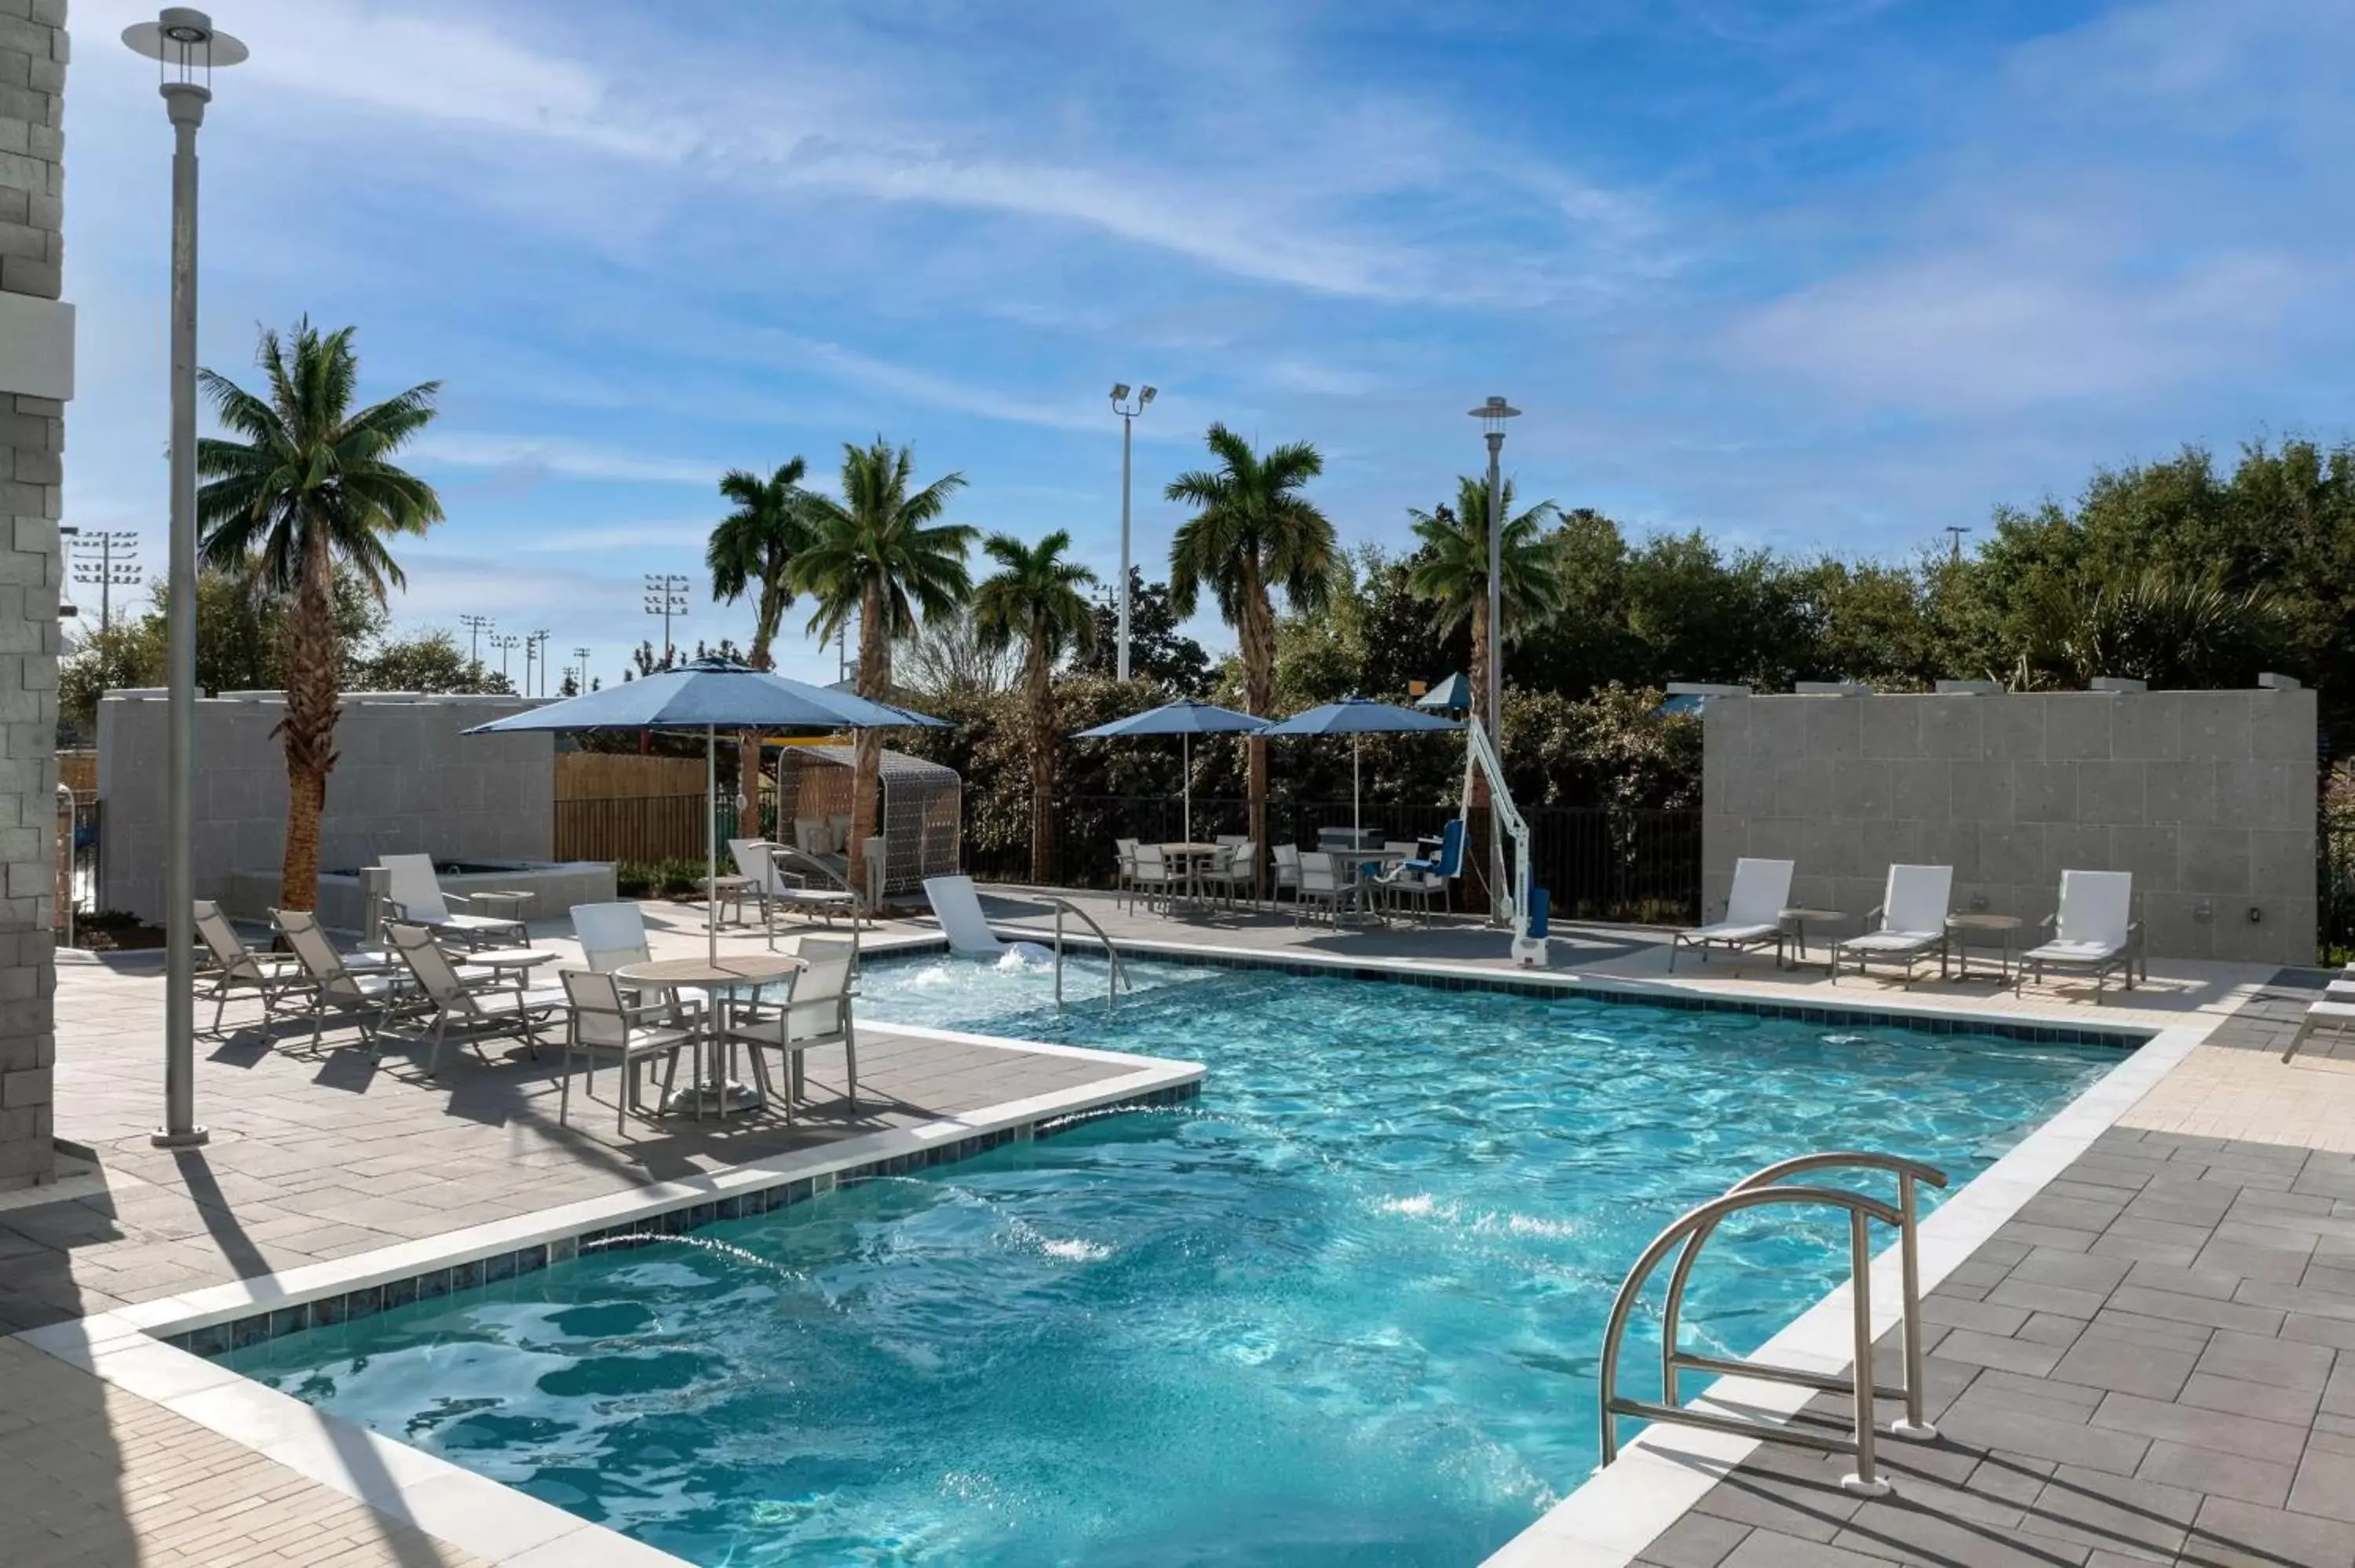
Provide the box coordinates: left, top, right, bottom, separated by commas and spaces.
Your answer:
0, 0, 65, 1187
1702, 688, 2318, 966
97, 694, 557, 924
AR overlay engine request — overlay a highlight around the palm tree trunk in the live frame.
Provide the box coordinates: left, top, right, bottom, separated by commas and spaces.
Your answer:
1028, 633, 1054, 884
1240, 567, 1273, 897
276, 528, 341, 910
849, 581, 886, 904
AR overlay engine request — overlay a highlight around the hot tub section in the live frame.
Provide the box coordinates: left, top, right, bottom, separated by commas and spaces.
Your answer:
220, 859, 617, 932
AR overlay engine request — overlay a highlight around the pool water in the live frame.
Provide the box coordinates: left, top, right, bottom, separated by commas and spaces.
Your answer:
222, 955, 2123, 1566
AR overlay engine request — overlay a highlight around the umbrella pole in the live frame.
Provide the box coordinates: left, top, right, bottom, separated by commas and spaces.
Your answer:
706, 723, 719, 965
1182, 733, 1192, 844
1353, 735, 1361, 841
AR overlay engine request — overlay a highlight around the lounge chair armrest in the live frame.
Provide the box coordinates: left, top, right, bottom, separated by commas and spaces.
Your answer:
1866, 904, 1886, 924
2040, 913, 2057, 932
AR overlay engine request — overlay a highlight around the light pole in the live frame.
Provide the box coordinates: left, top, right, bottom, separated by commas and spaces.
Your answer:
72, 531, 143, 632
126, 7, 246, 1149
573, 645, 591, 692
644, 574, 689, 668
1109, 384, 1156, 682
457, 613, 492, 672
488, 632, 519, 685
1469, 396, 1520, 924
529, 629, 552, 696
1944, 525, 1971, 563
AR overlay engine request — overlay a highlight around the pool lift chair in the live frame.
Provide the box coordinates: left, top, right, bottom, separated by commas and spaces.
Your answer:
1598, 1152, 1949, 1497
1442, 720, 1551, 967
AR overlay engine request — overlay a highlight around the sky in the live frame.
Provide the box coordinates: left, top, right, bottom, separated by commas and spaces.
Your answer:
59, 0, 2355, 689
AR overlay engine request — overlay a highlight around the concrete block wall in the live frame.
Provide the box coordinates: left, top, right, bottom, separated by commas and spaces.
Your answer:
0, 0, 62, 1187
1702, 687, 2318, 966
97, 693, 557, 924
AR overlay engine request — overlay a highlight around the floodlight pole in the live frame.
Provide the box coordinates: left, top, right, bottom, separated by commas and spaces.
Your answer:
1111, 385, 1154, 682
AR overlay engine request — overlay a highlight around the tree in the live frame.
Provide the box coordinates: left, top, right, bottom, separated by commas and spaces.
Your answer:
710, 458, 816, 812
1166, 423, 1337, 880
973, 531, 1097, 882
790, 439, 975, 899
351, 628, 514, 695
895, 604, 1020, 698
195, 319, 442, 910
1074, 570, 1214, 697
1405, 477, 1564, 725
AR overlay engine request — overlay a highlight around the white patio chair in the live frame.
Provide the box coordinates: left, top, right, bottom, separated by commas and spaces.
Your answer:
1669, 858, 1795, 971
1132, 844, 1176, 914
1296, 851, 1353, 925
2021, 870, 2142, 1002
380, 854, 527, 950
1113, 838, 1141, 910
721, 935, 860, 1121
1376, 844, 1447, 924
557, 969, 692, 1131
275, 908, 415, 1053
192, 899, 304, 1031
382, 923, 564, 1074
1271, 844, 1303, 908
1198, 841, 1254, 910
1832, 864, 1955, 988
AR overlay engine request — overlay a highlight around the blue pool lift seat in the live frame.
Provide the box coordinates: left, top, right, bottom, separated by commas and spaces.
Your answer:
1404, 818, 1466, 880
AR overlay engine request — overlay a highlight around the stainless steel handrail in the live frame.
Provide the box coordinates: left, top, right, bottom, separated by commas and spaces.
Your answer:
1596, 1151, 1947, 1498
1043, 897, 1130, 1017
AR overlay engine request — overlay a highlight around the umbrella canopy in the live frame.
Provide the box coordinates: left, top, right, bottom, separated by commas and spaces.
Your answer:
466, 657, 940, 735
1071, 699, 1269, 739
1071, 700, 1268, 844
1263, 697, 1462, 840
463, 657, 944, 960
1415, 673, 1473, 714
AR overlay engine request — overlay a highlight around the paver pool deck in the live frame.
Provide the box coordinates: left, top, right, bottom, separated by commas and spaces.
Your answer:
9, 890, 2355, 1566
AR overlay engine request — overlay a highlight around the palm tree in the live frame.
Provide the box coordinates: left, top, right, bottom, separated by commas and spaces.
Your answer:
196, 318, 443, 910
973, 531, 1097, 881
709, 457, 815, 826
789, 439, 975, 899
1166, 423, 1338, 877
1405, 476, 1565, 719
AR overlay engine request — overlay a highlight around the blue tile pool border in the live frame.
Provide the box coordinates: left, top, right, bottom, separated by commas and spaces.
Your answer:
165, 1079, 1199, 1361
902, 930, 2156, 1050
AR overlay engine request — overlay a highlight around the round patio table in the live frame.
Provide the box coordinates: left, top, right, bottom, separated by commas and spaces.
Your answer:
1156, 843, 1226, 906
614, 954, 805, 1118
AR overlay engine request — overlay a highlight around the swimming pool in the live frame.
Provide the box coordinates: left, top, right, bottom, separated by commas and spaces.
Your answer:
220, 954, 2125, 1565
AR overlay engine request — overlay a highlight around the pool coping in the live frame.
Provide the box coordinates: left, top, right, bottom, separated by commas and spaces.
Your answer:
10, 1022, 1205, 1568
16, 931, 2206, 1568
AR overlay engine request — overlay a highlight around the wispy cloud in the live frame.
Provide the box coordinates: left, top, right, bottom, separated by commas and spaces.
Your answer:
411, 434, 723, 487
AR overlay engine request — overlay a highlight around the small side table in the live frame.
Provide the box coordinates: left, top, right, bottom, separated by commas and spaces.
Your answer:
702, 874, 756, 932
1944, 913, 2023, 984
469, 889, 536, 926
1779, 907, 1849, 968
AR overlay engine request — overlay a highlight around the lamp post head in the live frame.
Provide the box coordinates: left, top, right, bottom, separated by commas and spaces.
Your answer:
1109, 383, 1130, 403
1139, 385, 1157, 407
1468, 396, 1521, 434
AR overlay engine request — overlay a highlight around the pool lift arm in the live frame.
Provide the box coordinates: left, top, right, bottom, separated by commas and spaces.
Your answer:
1459, 717, 1550, 968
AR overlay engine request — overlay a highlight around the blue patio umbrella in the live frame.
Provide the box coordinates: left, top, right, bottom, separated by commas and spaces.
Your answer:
468, 657, 946, 959
1261, 696, 1461, 840
1071, 699, 1269, 844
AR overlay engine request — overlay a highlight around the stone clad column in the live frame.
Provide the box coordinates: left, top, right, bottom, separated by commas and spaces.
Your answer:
0, 0, 69, 1188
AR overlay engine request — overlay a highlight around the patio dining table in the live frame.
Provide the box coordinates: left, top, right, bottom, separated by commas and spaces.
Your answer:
614, 953, 805, 1119
1156, 842, 1228, 906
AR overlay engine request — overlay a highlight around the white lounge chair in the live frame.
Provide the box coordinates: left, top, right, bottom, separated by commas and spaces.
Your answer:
382, 923, 564, 1074
1670, 858, 1795, 972
274, 908, 412, 1053
1832, 865, 1954, 987
192, 899, 305, 1031
925, 874, 1006, 955
380, 854, 527, 950
2284, 986, 2355, 1063
2021, 870, 2142, 1002
750, 841, 860, 937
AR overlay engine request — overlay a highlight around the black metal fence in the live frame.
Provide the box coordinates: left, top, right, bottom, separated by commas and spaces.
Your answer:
2322, 799, 2355, 965
964, 795, 1702, 925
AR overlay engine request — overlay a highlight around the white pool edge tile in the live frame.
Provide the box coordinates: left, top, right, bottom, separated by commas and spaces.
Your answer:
1477, 1012, 2217, 1567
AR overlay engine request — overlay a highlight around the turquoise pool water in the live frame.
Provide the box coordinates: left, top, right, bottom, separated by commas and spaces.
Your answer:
222, 955, 2123, 1566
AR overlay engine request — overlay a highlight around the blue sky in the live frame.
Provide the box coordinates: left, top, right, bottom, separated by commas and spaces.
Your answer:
60, 0, 2355, 687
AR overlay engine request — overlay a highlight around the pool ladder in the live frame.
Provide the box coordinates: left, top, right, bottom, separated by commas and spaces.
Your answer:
1597, 1152, 1948, 1497
1041, 896, 1131, 1017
